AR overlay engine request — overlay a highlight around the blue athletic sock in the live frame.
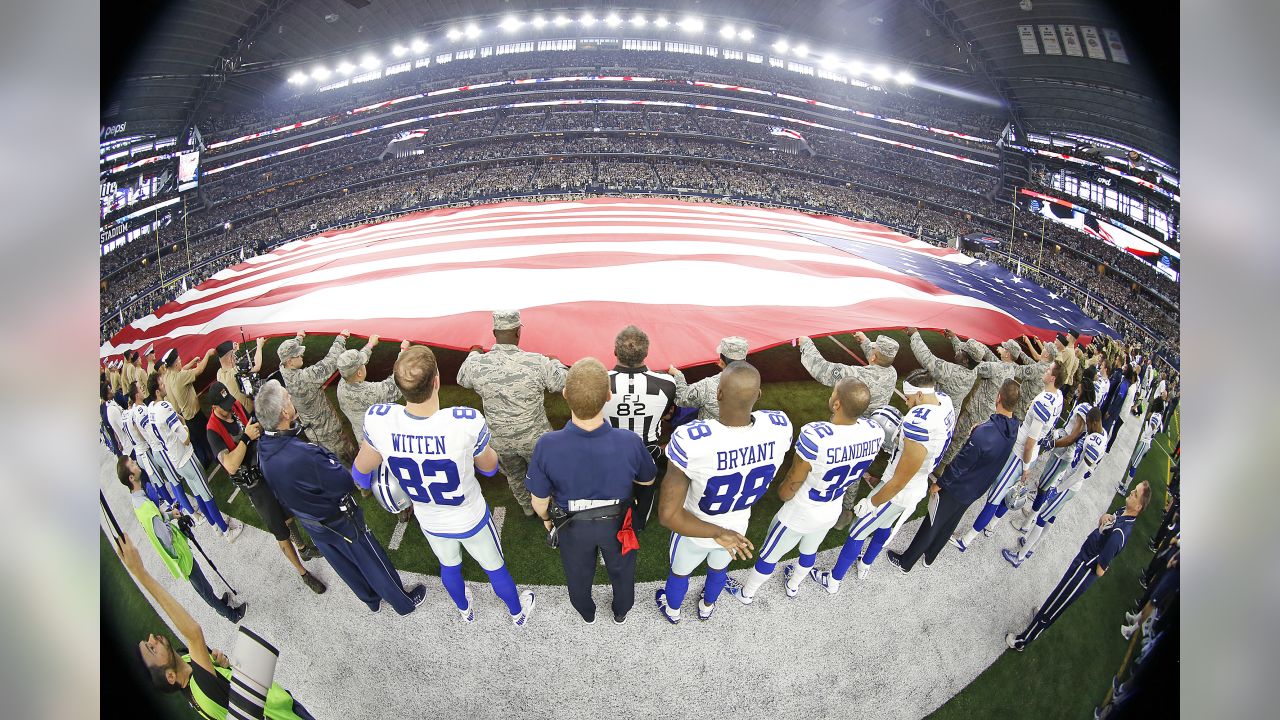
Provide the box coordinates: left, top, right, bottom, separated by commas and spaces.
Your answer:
832, 537, 866, 581
143, 483, 162, 507
665, 573, 690, 610
972, 502, 999, 532
995, 503, 1009, 519
1036, 516, 1048, 528
703, 568, 728, 604
753, 558, 776, 575
798, 552, 816, 569
155, 482, 174, 506
171, 485, 196, 515
439, 563, 468, 611
862, 528, 892, 565
200, 497, 229, 533
484, 565, 522, 615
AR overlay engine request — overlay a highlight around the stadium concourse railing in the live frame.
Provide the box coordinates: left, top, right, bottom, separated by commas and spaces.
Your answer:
100, 186, 1175, 365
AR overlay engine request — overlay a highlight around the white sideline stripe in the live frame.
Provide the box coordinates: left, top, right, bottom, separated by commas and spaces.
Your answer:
388, 517, 409, 550
491, 506, 506, 537
227, 486, 240, 504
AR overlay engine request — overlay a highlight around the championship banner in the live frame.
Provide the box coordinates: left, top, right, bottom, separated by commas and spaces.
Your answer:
1018, 25, 1040, 54
1079, 26, 1107, 59
1059, 25, 1084, 57
1038, 25, 1063, 56
1102, 28, 1130, 64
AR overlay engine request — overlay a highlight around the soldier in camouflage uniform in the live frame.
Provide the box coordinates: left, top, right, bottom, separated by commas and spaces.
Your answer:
797, 332, 899, 413
906, 327, 982, 407
667, 336, 748, 422
277, 329, 355, 462
456, 310, 567, 516
936, 339, 1021, 475
337, 335, 409, 440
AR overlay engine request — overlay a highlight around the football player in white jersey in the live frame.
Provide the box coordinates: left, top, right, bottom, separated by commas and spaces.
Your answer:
724, 378, 883, 603
135, 378, 199, 519
954, 360, 1064, 551
120, 382, 175, 510
1118, 397, 1165, 496
149, 375, 242, 541
655, 362, 794, 623
1005, 409, 1108, 567
1020, 390, 1096, 527
353, 346, 535, 627
810, 370, 952, 593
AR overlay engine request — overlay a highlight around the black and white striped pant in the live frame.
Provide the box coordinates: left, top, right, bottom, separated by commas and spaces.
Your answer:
1014, 551, 1099, 648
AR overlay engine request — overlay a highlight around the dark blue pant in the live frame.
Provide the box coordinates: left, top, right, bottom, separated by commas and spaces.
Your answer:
299, 508, 415, 615
1014, 551, 1098, 648
187, 562, 237, 620
558, 513, 636, 621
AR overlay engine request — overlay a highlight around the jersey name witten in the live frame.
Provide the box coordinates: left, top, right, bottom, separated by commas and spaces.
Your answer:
603, 368, 677, 444
777, 419, 884, 533
1016, 389, 1064, 469
875, 398, 952, 510
1139, 413, 1164, 443
666, 410, 794, 548
149, 400, 192, 468
363, 404, 491, 536
1061, 432, 1108, 492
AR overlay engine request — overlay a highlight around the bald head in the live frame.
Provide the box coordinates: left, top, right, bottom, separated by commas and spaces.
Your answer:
717, 360, 762, 414
833, 378, 870, 420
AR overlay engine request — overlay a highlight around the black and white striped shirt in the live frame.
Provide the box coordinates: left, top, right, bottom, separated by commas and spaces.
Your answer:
604, 365, 677, 444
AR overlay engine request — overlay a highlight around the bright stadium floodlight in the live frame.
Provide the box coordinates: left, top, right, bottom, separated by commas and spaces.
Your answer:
820, 54, 841, 69
392, 44, 407, 57
794, 43, 809, 57
720, 24, 736, 39
532, 16, 547, 29
464, 23, 481, 39
499, 16, 523, 32
289, 72, 308, 85
631, 14, 647, 27
411, 38, 428, 53
895, 70, 916, 85
679, 17, 704, 33
605, 13, 622, 28
554, 14, 571, 27
872, 64, 891, 81
360, 54, 380, 69
310, 66, 331, 80
738, 28, 754, 41
446, 27, 462, 41
654, 16, 669, 28
846, 59, 865, 75
773, 39, 789, 53
580, 13, 597, 27
337, 60, 355, 75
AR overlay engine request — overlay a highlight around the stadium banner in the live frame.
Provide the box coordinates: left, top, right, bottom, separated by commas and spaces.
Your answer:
1018, 25, 1040, 54
1079, 26, 1108, 59
1102, 28, 1130, 64
1059, 25, 1084, 57
1038, 25, 1063, 55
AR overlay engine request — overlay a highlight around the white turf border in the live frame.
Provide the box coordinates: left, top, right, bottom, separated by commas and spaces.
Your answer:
101, 409, 1153, 720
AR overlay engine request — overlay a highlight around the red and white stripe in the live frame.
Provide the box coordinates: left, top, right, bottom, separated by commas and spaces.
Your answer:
102, 198, 1041, 368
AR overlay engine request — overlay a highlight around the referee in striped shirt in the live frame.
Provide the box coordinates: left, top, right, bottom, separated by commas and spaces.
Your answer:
602, 325, 676, 528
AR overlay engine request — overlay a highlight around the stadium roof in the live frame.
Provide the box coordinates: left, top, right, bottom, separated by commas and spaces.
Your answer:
105, 0, 1176, 165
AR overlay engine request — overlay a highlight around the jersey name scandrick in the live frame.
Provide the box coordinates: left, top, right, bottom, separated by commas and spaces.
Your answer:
362, 404, 491, 536
666, 410, 794, 548
777, 418, 885, 533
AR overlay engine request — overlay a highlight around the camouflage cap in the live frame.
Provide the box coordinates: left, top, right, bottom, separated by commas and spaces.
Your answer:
873, 336, 899, 361
717, 336, 748, 361
1000, 339, 1021, 356
336, 349, 366, 378
1044, 343, 1060, 359
493, 309, 522, 331
962, 338, 988, 363
277, 339, 304, 362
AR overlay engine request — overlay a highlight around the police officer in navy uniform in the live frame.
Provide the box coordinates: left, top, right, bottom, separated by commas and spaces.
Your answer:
526, 358, 657, 625
1006, 480, 1151, 651
253, 379, 426, 615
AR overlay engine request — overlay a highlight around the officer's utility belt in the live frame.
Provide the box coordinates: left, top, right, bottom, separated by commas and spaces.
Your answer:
567, 500, 627, 522
290, 494, 362, 542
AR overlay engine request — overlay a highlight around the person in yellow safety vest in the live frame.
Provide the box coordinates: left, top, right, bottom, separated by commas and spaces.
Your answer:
117, 457, 246, 623
115, 531, 317, 720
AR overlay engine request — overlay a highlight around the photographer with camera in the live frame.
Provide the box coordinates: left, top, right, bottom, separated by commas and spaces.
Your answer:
255, 379, 426, 615
206, 383, 327, 595
116, 456, 246, 623
216, 338, 264, 414
115, 533, 318, 719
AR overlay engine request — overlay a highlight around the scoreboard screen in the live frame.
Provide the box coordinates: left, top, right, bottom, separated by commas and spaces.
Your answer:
177, 150, 200, 191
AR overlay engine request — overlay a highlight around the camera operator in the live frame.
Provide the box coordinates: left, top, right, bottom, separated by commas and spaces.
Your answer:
116, 534, 318, 719
215, 338, 264, 414
116, 456, 246, 623
205, 382, 327, 595
255, 380, 425, 615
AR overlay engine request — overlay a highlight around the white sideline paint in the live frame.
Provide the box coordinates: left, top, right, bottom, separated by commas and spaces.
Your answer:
102, 410, 1153, 720
387, 517, 409, 551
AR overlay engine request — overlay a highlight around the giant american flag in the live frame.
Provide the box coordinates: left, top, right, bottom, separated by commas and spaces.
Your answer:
101, 198, 1112, 368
